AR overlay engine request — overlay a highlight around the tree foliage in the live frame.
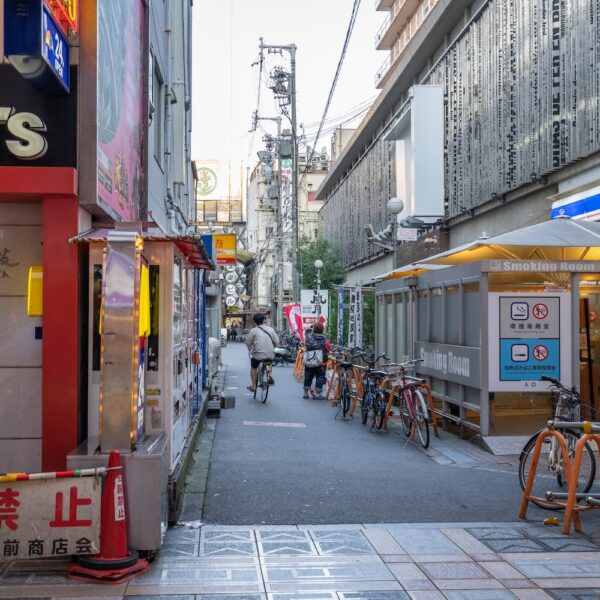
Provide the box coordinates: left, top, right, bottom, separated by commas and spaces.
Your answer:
297, 236, 345, 290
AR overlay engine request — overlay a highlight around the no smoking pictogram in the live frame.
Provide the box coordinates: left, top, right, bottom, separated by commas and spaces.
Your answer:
532, 303, 549, 320
533, 344, 548, 361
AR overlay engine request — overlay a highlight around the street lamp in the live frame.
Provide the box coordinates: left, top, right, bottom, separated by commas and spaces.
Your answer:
314, 259, 323, 323
387, 197, 404, 269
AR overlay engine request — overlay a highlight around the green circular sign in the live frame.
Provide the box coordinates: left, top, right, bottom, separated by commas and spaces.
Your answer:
197, 167, 217, 196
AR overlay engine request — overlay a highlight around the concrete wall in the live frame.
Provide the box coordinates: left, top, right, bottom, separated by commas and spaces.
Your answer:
148, 0, 194, 234
0, 205, 43, 471
345, 254, 393, 287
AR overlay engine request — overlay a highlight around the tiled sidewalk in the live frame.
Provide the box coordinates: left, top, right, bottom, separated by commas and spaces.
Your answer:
2, 522, 600, 599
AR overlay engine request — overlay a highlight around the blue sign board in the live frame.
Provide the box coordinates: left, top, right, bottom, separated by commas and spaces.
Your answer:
4, 0, 70, 94
551, 185, 600, 221
500, 338, 560, 381
41, 4, 70, 92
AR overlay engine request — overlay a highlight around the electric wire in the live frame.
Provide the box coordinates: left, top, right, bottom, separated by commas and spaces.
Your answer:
307, 0, 362, 152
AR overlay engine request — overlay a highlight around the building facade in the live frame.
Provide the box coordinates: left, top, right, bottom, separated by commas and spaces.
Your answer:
318, 0, 600, 281
0, 0, 202, 479
246, 150, 330, 323
318, 0, 600, 439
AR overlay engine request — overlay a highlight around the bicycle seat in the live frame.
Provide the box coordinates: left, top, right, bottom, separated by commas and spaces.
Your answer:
339, 361, 353, 368
369, 370, 388, 379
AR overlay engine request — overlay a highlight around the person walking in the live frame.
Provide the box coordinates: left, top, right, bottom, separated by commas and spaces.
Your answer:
302, 322, 331, 399
245, 313, 280, 392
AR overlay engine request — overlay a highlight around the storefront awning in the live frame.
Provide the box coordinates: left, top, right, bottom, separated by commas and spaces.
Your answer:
70, 227, 215, 270
418, 217, 600, 265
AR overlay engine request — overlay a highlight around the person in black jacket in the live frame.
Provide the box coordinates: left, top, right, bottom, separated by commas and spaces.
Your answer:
302, 323, 331, 399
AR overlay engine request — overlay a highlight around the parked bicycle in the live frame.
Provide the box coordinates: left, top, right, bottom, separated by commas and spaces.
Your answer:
518, 375, 597, 509
385, 359, 429, 449
356, 352, 392, 430
331, 346, 363, 419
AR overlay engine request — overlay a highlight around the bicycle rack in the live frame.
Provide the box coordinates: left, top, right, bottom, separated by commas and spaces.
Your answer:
561, 422, 600, 534
518, 420, 600, 534
293, 348, 304, 382
518, 426, 576, 525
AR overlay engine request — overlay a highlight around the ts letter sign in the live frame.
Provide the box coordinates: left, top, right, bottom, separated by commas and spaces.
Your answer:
0, 107, 48, 160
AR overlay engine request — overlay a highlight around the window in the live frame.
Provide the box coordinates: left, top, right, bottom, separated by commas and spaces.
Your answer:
152, 59, 164, 163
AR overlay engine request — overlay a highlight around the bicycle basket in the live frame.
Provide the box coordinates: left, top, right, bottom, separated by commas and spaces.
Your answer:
552, 390, 580, 421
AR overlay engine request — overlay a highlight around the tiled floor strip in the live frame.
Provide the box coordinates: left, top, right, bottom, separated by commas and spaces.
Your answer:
2, 522, 600, 598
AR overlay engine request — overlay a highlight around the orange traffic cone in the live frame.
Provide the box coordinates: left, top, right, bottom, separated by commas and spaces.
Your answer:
67, 450, 149, 583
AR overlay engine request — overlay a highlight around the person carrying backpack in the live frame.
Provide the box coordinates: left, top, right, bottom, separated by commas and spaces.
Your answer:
302, 322, 331, 399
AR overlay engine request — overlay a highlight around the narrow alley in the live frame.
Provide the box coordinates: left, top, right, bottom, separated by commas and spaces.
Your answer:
182, 343, 543, 526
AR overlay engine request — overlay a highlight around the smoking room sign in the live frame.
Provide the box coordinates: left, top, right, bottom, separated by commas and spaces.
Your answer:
488, 293, 572, 391
0, 478, 100, 560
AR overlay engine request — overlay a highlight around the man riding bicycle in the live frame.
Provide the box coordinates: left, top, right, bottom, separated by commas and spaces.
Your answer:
246, 313, 280, 392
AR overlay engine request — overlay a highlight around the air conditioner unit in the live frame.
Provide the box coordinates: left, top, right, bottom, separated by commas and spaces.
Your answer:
267, 185, 279, 199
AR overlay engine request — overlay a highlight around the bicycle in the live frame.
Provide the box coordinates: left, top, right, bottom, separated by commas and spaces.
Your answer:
386, 359, 429, 449
333, 350, 355, 420
357, 353, 390, 430
254, 359, 273, 404
518, 375, 597, 510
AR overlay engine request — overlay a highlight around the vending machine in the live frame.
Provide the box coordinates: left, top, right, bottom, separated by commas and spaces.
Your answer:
67, 226, 213, 551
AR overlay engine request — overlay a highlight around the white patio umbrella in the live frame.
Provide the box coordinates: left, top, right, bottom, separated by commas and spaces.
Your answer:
419, 217, 600, 265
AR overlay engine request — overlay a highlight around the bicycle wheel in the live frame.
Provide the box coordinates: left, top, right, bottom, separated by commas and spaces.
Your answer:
519, 430, 596, 510
361, 390, 370, 424
340, 379, 351, 418
398, 391, 411, 436
413, 390, 430, 449
259, 365, 270, 403
374, 391, 386, 430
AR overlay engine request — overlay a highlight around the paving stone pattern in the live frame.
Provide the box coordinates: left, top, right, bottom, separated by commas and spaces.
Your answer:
4, 522, 600, 598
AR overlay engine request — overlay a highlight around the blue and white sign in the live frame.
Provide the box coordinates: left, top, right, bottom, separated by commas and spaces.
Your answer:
488, 293, 572, 391
3, 0, 70, 94
41, 4, 70, 93
499, 339, 560, 381
551, 184, 600, 221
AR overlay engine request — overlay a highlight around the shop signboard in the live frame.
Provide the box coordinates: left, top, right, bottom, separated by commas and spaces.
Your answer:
300, 289, 328, 331
486, 260, 600, 273
4, 1, 70, 94
415, 341, 481, 388
48, 0, 79, 35
0, 478, 100, 560
348, 288, 356, 346
348, 288, 362, 348
96, 0, 145, 221
551, 184, 600, 221
0, 65, 76, 166
213, 234, 236, 265
488, 293, 572, 391
337, 287, 344, 345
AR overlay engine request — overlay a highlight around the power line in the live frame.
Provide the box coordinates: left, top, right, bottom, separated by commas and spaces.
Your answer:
301, 95, 377, 129
301, 0, 362, 186
308, 0, 362, 154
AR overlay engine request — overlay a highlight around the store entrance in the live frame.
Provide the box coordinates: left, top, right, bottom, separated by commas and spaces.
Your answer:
579, 282, 600, 418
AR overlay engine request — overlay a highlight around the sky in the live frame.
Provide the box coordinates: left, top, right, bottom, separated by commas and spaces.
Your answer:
191, 0, 384, 166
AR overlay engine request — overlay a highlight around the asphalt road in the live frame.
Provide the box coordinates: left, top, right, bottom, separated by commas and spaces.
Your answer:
200, 342, 545, 525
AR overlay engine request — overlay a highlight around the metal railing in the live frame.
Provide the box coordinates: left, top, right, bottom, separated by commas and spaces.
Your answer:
374, 13, 392, 47
374, 55, 391, 87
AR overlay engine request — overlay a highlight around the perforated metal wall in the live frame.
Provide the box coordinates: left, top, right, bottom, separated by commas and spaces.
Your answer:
320, 0, 600, 267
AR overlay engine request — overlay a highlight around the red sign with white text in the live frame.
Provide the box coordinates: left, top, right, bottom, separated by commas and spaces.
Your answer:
0, 478, 100, 560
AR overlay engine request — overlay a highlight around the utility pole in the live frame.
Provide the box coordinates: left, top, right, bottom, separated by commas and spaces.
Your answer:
259, 38, 299, 303
256, 116, 284, 330
289, 45, 299, 304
